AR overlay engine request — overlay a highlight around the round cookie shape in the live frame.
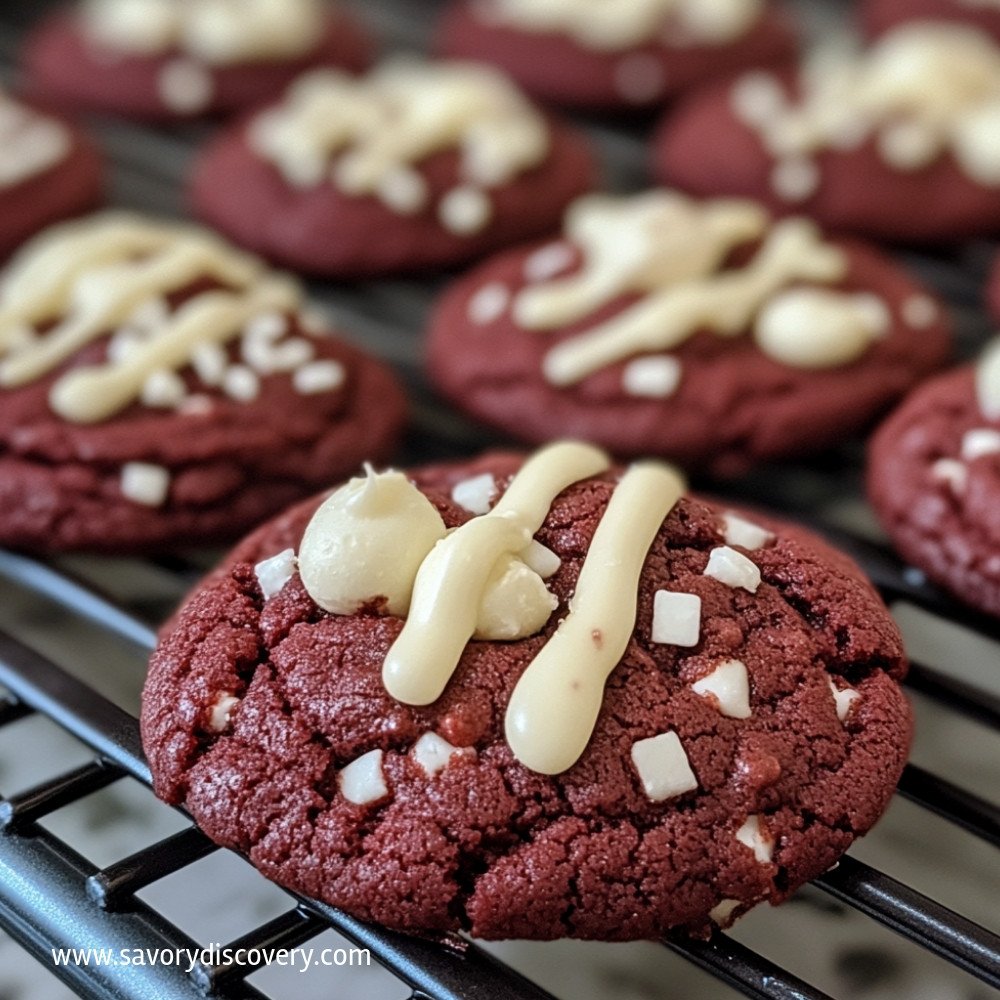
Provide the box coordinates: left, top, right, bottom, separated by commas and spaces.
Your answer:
188, 60, 597, 278
0, 93, 103, 260
868, 345, 1000, 616
22, 0, 373, 122
426, 190, 951, 475
143, 444, 911, 941
862, 0, 1000, 44
0, 212, 406, 553
435, 0, 796, 113
652, 24, 1000, 242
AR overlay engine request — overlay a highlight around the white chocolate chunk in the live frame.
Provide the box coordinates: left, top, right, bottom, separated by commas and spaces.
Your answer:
120, 462, 170, 506
158, 59, 214, 114
721, 511, 774, 551
703, 546, 761, 592
931, 458, 967, 494
731, 70, 786, 126
692, 659, 751, 718
141, 368, 186, 408
630, 731, 699, 802
451, 473, 496, 515
255, 548, 297, 600
207, 693, 239, 733
299, 467, 448, 616
243, 311, 287, 341
651, 590, 702, 647
339, 749, 388, 805
901, 294, 938, 329
242, 333, 313, 374
191, 342, 229, 386
467, 282, 510, 325
736, 814, 773, 863
293, 359, 345, 394
977, 339, 1000, 419
621, 355, 682, 398
828, 677, 860, 722
475, 555, 557, 639
522, 539, 561, 579
222, 364, 260, 401
439, 186, 491, 234
771, 157, 819, 202
412, 732, 462, 777
377, 166, 428, 214
961, 428, 1000, 461
709, 898, 742, 926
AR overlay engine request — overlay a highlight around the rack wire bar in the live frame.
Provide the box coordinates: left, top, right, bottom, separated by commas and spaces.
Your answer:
904, 663, 1000, 731
0, 759, 124, 832
814, 857, 1000, 988
896, 764, 1000, 848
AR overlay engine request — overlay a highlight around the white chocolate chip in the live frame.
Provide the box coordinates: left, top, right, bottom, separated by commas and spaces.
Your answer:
736, 814, 773, 863
242, 334, 313, 374
631, 731, 699, 802
524, 242, 574, 283
451, 473, 496, 515
613, 53, 666, 104
207, 694, 239, 733
931, 458, 967, 494
977, 339, 1000, 420
721, 512, 774, 551
522, 539, 561, 579
467, 282, 510, 325
621, 356, 682, 398
771, 157, 820, 202
651, 591, 702, 647
120, 462, 170, 507
901, 294, 938, 329
692, 659, 751, 719
158, 58, 214, 114
412, 732, 462, 777
731, 71, 786, 127
828, 677, 860, 723
191, 342, 229, 386
878, 119, 939, 171
961, 428, 1000, 461
243, 312, 288, 342
377, 166, 428, 215
255, 548, 297, 600
709, 898, 742, 926
140, 369, 186, 408
292, 359, 346, 395
222, 364, 260, 402
703, 546, 761, 592
439, 186, 491, 234
339, 749, 389, 806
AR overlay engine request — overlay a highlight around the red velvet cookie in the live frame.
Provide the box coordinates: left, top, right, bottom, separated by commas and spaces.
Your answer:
0, 212, 405, 554
435, 0, 796, 112
0, 93, 102, 259
22, 0, 372, 122
868, 344, 1000, 616
861, 0, 1000, 43
427, 191, 951, 476
143, 443, 911, 941
188, 61, 597, 277
652, 24, 1000, 242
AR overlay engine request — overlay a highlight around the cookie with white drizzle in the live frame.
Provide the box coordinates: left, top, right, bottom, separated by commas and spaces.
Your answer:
654, 22, 1000, 241
189, 59, 597, 277
427, 190, 950, 474
436, 0, 796, 112
868, 339, 1000, 616
22, 0, 372, 122
143, 442, 911, 940
0, 92, 103, 259
0, 211, 405, 553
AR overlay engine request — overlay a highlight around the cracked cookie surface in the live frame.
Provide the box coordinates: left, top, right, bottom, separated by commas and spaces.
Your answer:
143, 453, 911, 940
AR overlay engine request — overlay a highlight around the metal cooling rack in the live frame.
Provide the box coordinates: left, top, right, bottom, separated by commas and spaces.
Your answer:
0, 1, 998, 998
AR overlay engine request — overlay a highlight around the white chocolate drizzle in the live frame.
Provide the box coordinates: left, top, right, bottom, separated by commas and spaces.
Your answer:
0, 213, 335, 423
733, 25, 1000, 196
480, 0, 762, 51
0, 95, 71, 189
248, 61, 549, 234
81, 0, 325, 65
509, 192, 880, 388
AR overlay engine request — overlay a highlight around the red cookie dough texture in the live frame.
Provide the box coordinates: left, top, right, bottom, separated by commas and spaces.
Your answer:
143, 452, 912, 941
426, 193, 951, 475
188, 61, 597, 278
436, 0, 796, 112
868, 361, 1000, 616
861, 0, 1000, 43
0, 214, 406, 553
0, 96, 102, 260
652, 25, 1000, 243
21, 1, 373, 122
